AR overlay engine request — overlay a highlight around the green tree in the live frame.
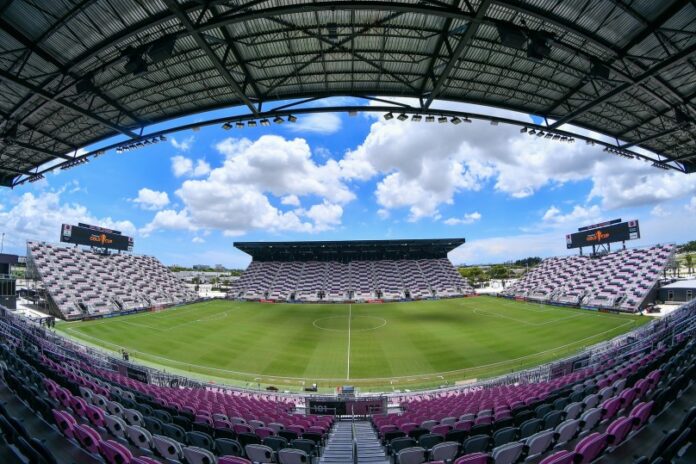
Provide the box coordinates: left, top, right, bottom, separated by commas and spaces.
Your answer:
459, 266, 484, 286
489, 265, 509, 279
686, 254, 693, 275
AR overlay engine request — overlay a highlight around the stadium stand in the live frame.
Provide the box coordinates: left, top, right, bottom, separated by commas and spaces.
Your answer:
501, 244, 675, 312
230, 240, 473, 302
26, 242, 197, 320
0, 299, 693, 464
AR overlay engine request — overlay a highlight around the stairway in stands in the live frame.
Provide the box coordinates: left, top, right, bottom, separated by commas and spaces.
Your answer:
320, 420, 389, 464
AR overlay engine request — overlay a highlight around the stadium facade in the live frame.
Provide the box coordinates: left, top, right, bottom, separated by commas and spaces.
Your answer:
230, 239, 474, 302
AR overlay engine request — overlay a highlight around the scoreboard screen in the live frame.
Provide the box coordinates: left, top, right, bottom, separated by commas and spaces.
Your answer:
61, 223, 133, 251
566, 220, 640, 249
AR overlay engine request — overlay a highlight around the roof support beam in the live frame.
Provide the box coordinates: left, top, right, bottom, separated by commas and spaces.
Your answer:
0, 164, 33, 176
0, 69, 139, 138
423, 0, 492, 109
617, 0, 690, 55
548, 42, 696, 130
164, 0, 259, 115
0, 17, 144, 126
11, 140, 72, 161
618, 89, 696, 136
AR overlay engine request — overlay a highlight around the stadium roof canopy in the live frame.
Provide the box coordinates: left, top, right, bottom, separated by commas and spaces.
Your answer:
234, 239, 466, 261
1, 0, 696, 187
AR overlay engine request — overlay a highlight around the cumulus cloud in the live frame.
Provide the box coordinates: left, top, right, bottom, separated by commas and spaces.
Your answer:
0, 189, 136, 249
286, 113, 342, 134
687, 197, 696, 213
171, 156, 211, 178
144, 135, 353, 236
132, 188, 170, 210
140, 209, 195, 236
542, 204, 602, 226
444, 212, 482, 226
170, 136, 194, 152
192, 236, 205, 244
338, 99, 696, 220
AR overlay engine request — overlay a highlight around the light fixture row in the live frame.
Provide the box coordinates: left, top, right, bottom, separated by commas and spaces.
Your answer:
222, 115, 297, 130
116, 135, 166, 154
603, 146, 634, 159
383, 112, 472, 124
520, 127, 575, 143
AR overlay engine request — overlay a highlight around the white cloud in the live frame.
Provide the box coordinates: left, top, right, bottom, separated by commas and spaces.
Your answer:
147, 135, 353, 236
542, 204, 602, 226
444, 212, 482, 225
171, 156, 210, 178
338, 99, 696, 220
651, 205, 670, 217
377, 208, 390, 220
286, 113, 342, 134
140, 209, 195, 236
0, 189, 136, 249
170, 136, 194, 152
192, 236, 205, 244
687, 197, 696, 213
281, 195, 301, 207
171, 156, 193, 177
132, 188, 170, 210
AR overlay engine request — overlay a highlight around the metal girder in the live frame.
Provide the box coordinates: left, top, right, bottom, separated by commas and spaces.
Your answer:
164, 0, 259, 115
210, 4, 262, 99
617, 0, 690, 55
10, 140, 72, 160
424, 0, 492, 108
0, 69, 139, 138
618, 92, 696, 138
548, 42, 696, 130
0, 164, 32, 176
0, 17, 144, 126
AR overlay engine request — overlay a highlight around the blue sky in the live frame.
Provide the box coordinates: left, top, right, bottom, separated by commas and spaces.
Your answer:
1, 97, 695, 268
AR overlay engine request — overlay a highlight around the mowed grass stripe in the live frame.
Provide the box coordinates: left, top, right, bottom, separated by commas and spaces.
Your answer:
57, 297, 650, 391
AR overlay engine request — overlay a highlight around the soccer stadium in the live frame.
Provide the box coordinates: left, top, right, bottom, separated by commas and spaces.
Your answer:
1, 1, 695, 464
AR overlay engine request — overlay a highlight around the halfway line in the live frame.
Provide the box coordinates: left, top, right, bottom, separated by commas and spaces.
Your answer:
347, 304, 352, 380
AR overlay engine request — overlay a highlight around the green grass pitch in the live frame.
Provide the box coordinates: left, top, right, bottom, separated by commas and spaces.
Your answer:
55, 297, 650, 392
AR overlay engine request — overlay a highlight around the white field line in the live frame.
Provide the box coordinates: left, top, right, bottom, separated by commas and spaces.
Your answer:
62, 317, 637, 382
347, 303, 352, 380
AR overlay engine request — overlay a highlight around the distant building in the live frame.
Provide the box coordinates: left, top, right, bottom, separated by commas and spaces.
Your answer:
192, 264, 210, 270
659, 280, 696, 304
214, 264, 225, 271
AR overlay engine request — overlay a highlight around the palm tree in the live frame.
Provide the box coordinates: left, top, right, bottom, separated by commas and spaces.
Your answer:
686, 254, 693, 275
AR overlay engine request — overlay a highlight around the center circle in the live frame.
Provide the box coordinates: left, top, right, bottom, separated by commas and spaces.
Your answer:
313, 316, 387, 332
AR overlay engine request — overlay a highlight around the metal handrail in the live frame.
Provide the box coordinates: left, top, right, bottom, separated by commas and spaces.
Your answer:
351, 405, 358, 464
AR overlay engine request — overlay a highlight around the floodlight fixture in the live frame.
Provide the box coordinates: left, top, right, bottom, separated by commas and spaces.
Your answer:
236, 121, 245, 129
463, 117, 472, 123
287, 114, 298, 123
260, 119, 271, 127
490, 120, 499, 126
528, 129, 536, 135
545, 133, 552, 139
425, 115, 435, 123
536, 131, 544, 137
520, 127, 528, 133
411, 114, 422, 122
273, 116, 284, 124
397, 113, 408, 121
247, 120, 257, 127
222, 122, 232, 130
451, 117, 462, 125
384, 112, 394, 120
438, 116, 448, 124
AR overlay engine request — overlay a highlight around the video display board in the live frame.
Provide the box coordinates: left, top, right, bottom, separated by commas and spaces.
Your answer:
61, 223, 133, 251
566, 220, 640, 249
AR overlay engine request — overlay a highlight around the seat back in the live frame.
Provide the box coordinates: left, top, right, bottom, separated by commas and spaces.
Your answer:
431, 441, 459, 461
524, 429, 554, 458
574, 432, 607, 464
74, 424, 101, 454
245, 444, 274, 463
605, 417, 632, 447
554, 419, 580, 445
539, 450, 576, 464
543, 410, 564, 429
153, 434, 183, 461
580, 407, 602, 432
278, 447, 310, 464
519, 418, 542, 438
126, 424, 153, 450
492, 441, 524, 464
492, 427, 517, 447
215, 438, 244, 456
463, 434, 490, 454
454, 452, 489, 464
99, 439, 133, 464
396, 446, 426, 464
183, 446, 217, 464
187, 431, 214, 451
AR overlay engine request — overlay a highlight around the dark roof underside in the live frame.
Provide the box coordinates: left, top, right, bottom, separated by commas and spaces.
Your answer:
1, 0, 696, 186
234, 239, 466, 261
